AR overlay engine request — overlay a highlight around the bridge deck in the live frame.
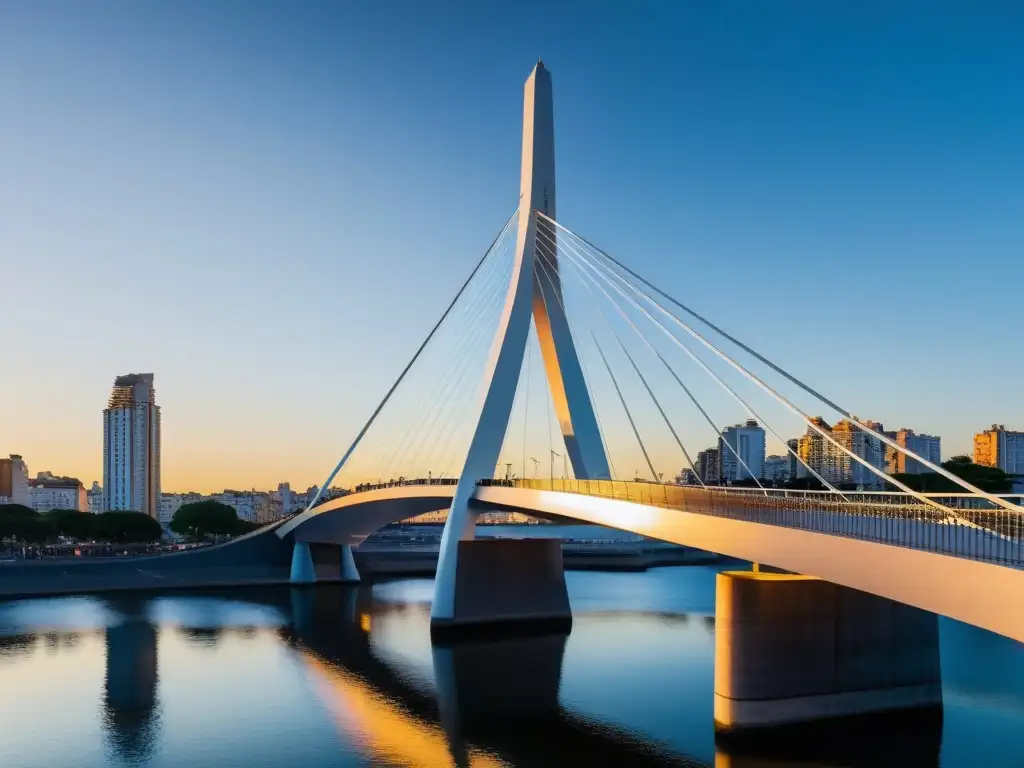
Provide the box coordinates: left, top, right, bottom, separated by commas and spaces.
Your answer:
480, 479, 1024, 568
315, 478, 1024, 569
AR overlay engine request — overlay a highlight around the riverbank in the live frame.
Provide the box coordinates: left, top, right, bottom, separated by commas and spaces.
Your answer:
0, 539, 728, 600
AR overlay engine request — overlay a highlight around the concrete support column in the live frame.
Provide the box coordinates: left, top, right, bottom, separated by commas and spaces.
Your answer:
714, 571, 942, 732
289, 540, 316, 585
340, 544, 360, 583
431, 538, 571, 640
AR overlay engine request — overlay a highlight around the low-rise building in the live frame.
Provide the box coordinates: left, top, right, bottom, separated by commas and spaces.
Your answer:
762, 455, 790, 484
158, 492, 203, 525
29, 473, 87, 512
211, 490, 268, 523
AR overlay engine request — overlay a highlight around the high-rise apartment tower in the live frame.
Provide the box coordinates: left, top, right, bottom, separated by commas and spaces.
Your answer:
103, 373, 161, 516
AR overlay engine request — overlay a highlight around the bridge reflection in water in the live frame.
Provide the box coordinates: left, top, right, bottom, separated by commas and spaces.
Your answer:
0, 585, 954, 767
101, 595, 161, 765
284, 585, 945, 767
287, 585, 704, 766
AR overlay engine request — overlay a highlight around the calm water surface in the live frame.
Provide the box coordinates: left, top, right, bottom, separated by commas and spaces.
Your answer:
0, 566, 1022, 767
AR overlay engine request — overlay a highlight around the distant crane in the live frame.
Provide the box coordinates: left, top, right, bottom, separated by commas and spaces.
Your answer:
530, 457, 540, 478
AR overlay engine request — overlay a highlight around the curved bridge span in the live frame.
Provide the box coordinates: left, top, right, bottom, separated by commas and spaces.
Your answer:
279, 480, 1024, 644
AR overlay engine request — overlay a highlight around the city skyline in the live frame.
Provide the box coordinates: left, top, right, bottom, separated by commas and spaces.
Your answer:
8, 385, 1017, 496
3, 3, 1023, 491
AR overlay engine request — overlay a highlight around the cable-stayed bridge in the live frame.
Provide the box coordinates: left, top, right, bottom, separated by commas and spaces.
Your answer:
4, 60, 1019, 733
258, 64, 1024, 733
281, 61, 1024, 661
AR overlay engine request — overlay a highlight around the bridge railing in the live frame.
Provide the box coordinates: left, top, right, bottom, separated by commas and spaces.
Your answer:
478, 478, 1024, 568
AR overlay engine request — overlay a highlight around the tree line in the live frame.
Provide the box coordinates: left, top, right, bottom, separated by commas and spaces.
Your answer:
0, 505, 163, 544
0, 499, 261, 545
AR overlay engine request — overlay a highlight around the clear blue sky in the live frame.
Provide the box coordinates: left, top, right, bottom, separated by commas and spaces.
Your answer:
2, 1, 1022, 490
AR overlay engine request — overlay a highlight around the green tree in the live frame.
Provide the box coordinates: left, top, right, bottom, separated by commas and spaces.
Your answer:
0, 505, 53, 543
234, 519, 261, 535
0, 503, 38, 520
93, 512, 163, 543
45, 508, 96, 541
3, 516, 55, 544
890, 455, 1013, 493
170, 500, 244, 540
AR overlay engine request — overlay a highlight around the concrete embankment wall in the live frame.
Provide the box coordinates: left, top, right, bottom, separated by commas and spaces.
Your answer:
0, 525, 293, 598
0, 533, 726, 599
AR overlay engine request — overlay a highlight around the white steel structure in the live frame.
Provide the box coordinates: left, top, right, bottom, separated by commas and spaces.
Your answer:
431, 62, 611, 624
103, 373, 161, 517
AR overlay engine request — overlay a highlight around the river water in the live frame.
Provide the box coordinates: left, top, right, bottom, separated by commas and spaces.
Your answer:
0, 565, 1022, 767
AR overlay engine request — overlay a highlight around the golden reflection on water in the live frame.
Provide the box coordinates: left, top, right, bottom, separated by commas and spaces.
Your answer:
299, 650, 508, 767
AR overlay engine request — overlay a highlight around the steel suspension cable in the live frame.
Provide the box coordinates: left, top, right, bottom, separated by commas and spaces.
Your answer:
421, 269, 522, 480
544, 226, 849, 497
591, 330, 659, 481
544, 212, 1021, 512
389, 256, 515, 479
305, 210, 517, 509
534, 241, 695, 485
536, 228, 771, 493
370, 225, 518, 480
376, 234, 517, 480
545, 216, 990, 517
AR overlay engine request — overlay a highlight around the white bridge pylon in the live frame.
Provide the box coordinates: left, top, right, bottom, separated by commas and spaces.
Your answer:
432, 62, 610, 623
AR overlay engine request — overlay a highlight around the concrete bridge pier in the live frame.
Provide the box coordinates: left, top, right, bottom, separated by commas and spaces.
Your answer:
290, 540, 361, 585
290, 541, 316, 584
430, 538, 572, 640
713, 571, 942, 733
